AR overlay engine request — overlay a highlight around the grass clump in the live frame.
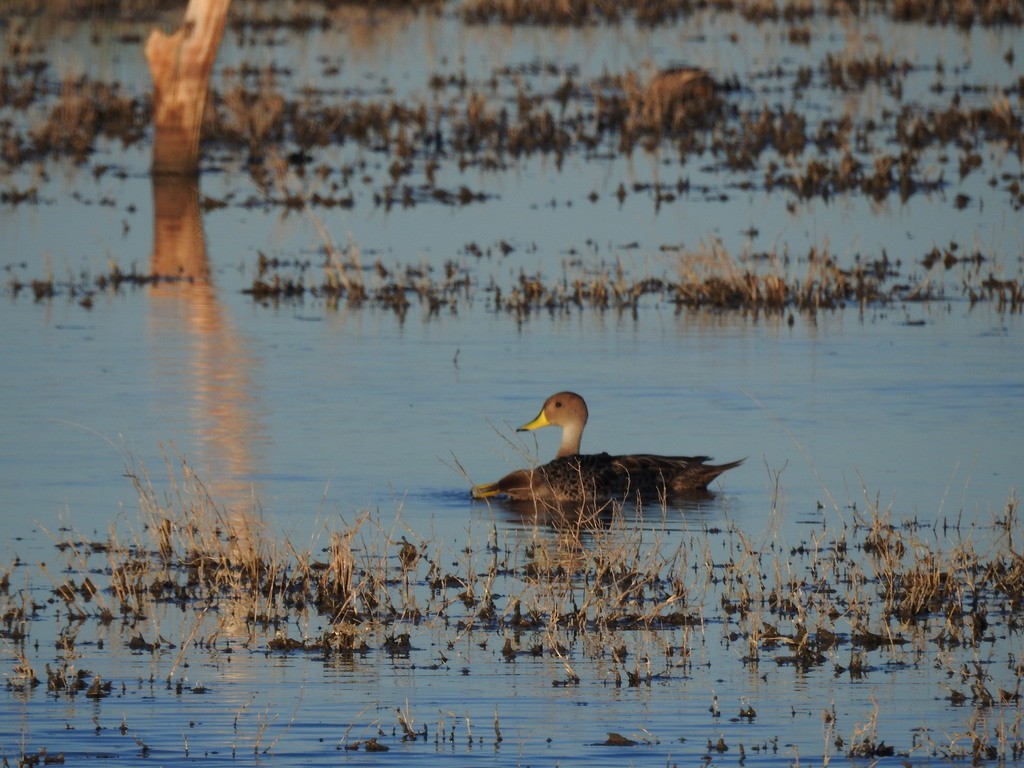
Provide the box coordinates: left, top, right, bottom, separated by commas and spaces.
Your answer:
3, 454, 1024, 761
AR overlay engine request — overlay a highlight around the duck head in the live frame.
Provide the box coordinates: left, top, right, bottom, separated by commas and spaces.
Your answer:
517, 391, 589, 458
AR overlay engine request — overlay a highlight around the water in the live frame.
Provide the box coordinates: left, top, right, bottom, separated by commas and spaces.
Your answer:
2, 2, 1023, 765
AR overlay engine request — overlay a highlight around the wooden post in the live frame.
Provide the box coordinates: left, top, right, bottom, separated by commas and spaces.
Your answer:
146, 0, 231, 176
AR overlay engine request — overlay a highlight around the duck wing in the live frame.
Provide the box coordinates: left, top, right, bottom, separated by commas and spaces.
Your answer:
531, 453, 620, 500
610, 454, 743, 494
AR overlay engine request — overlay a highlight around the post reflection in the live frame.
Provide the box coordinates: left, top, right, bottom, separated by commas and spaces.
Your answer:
147, 175, 267, 553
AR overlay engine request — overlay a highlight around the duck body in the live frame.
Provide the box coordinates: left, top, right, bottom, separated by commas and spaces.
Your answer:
472, 392, 742, 504
472, 451, 742, 503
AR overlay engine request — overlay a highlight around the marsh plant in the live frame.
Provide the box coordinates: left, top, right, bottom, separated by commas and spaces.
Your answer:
2, 454, 1023, 762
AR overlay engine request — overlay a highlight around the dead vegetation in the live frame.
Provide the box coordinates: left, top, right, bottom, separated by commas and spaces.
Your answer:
2, 9, 1022, 214
2, 4, 1021, 320
460, 0, 1024, 27
9, 233, 1022, 318
2, 452, 1023, 761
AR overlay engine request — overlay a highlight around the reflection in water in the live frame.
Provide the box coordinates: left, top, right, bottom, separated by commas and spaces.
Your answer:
147, 176, 267, 572
480, 489, 727, 537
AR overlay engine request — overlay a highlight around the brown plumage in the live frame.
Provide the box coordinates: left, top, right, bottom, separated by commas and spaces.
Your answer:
471, 391, 742, 504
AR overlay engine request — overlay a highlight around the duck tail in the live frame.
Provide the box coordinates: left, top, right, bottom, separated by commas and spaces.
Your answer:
701, 457, 745, 488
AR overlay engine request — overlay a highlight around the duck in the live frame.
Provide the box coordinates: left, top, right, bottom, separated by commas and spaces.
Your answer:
471, 391, 743, 504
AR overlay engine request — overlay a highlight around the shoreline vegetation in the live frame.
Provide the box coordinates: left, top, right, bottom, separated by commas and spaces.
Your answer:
2, 454, 1022, 761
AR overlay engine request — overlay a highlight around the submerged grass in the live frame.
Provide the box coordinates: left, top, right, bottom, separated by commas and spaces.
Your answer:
2, 452, 1023, 763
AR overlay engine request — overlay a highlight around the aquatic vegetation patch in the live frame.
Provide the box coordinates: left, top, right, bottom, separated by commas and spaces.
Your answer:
3, 14, 1023, 214
2, 452, 1024, 763
225, 239, 1024, 316
7, 234, 1023, 317
460, 0, 1024, 27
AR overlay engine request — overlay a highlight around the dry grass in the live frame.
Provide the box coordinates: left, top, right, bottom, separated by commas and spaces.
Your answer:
4, 13, 1022, 217
5, 175, 987, 316
4, 450, 1023, 762
233, 238, 1021, 317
